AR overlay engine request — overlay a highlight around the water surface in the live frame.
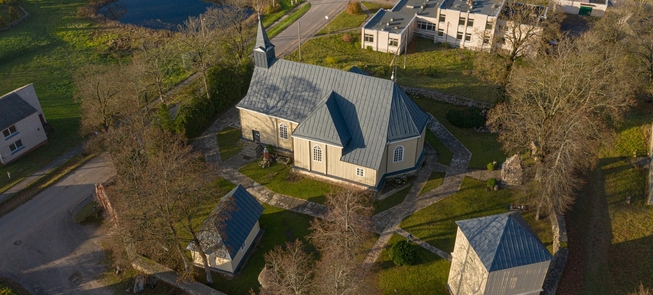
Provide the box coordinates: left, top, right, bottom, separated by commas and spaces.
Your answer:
102, 0, 213, 30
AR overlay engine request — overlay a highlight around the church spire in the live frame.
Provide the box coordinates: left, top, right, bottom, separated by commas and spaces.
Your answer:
254, 14, 276, 69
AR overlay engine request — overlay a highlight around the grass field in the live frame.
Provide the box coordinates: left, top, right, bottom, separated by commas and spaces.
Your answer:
0, 4, 26, 26
400, 177, 553, 254
415, 98, 506, 168
361, 1, 394, 13
374, 186, 411, 214
286, 35, 499, 103
239, 160, 341, 204
0, 0, 116, 193
216, 127, 243, 161
419, 172, 445, 196
267, 3, 311, 39
425, 128, 453, 166
317, 8, 367, 35
374, 234, 451, 294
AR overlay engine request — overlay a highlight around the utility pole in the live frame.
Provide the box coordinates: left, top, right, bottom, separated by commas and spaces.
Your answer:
298, 22, 302, 61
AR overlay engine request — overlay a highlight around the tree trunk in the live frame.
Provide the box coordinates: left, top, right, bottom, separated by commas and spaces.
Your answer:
192, 237, 214, 285
201, 70, 210, 100
535, 197, 544, 220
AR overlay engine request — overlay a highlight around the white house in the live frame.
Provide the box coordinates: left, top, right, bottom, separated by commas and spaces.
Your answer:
447, 212, 553, 295
187, 185, 264, 275
361, 0, 547, 54
0, 84, 48, 165
553, 0, 608, 17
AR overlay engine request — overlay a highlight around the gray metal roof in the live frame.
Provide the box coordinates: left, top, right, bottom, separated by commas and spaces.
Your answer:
255, 14, 273, 51
190, 185, 264, 260
456, 212, 552, 272
237, 59, 429, 169
0, 92, 37, 130
292, 92, 352, 147
441, 0, 503, 15
363, 0, 441, 34
348, 66, 368, 76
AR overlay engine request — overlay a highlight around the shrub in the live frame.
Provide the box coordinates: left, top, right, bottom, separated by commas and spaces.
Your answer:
390, 240, 417, 266
487, 162, 494, 171
346, 1, 362, 15
366, 45, 373, 50
324, 56, 338, 64
156, 103, 175, 132
342, 33, 354, 43
8, 6, 18, 22
487, 178, 496, 189
445, 107, 486, 129
422, 67, 440, 78
174, 96, 216, 138
264, 2, 281, 14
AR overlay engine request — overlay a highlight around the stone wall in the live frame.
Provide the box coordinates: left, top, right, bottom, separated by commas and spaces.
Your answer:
542, 211, 569, 295
0, 6, 30, 32
648, 124, 653, 205
400, 86, 493, 109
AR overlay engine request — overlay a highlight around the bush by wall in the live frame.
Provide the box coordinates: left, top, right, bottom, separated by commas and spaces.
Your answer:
346, 1, 362, 15
445, 106, 486, 129
390, 240, 417, 266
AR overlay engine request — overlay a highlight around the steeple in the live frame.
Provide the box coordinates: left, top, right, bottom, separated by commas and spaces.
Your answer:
254, 14, 276, 69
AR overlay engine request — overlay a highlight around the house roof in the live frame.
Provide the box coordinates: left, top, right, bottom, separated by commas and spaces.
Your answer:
292, 92, 352, 147
255, 14, 273, 52
348, 66, 368, 76
363, 0, 442, 34
0, 92, 38, 131
189, 185, 264, 259
238, 58, 429, 169
456, 212, 552, 272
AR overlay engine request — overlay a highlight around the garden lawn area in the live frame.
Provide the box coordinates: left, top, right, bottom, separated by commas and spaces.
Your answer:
361, 1, 394, 13
261, 0, 306, 28
267, 3, 311, 39
374, 234, 451, 294
206, 203, 315, 294
239, 161, 340, 204
374, 186, 411, 214
317, 8, 367, 35
419, 172, 445, 196
216, 127, 243, 161
426, 128, 453, 166
416, 98, 506, 168
0, 0, 120, 194
286, 35, 499, 103
400, 177, 553, 254
560, 105, 652, 295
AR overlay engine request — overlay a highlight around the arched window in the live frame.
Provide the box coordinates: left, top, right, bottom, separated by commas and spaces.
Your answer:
393, 145, 404, 162
313, 145, 322, 162
279, 123, 288, 140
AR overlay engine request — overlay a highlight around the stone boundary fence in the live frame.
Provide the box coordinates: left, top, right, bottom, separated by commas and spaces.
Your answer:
542, 211, 569, 295
0, 6, 30, 32
400, 86, 494, 109
648, 124, 653, 205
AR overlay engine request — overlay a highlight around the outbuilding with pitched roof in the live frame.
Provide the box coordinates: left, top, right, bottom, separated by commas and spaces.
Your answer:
447, 211, 552, 295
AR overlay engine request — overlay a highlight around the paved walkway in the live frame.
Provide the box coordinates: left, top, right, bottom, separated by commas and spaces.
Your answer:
0, 145, 83, 205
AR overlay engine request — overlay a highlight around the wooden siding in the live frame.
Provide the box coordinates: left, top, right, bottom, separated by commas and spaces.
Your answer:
448, 228, 490, 295
190, 221, 261, 274
386, 127, 425, 173
239, 109, 277, 145
484, 261, 550, 295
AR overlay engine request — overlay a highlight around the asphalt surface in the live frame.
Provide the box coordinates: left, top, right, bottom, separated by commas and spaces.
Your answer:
271, 0, 349, 57
0, 155, 115, 295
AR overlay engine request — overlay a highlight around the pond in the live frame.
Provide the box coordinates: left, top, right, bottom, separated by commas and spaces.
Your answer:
101, 0, 213, 30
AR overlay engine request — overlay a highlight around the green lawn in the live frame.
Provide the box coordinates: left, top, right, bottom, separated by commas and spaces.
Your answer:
374, 234, 451, 294
400, 177, 553, 254
426, 128, 453, 166
419, 172, 445, 196
361, 1, 394, 13
267, 3, 311, 39
262, 0, 305, 28
216, 127, 243, 161
317, 9, 367, 35
206, 203, 315, 294
0, 0, 115, 193
286, 35, 499, 103
239, 160, 340, 204
415, 98, 506, 169
374, 186, 411, 214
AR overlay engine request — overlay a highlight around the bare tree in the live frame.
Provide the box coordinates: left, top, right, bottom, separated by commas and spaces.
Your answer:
178, 14, 219, 100
626, 3, 653, 93
261, 239, 314, 295
74, 64, 124, 136
133, 39, 181, 102
486, 35, 636, 219
309, 191, 373, 295
630, 283, 652, 295
205, 2, 254, 65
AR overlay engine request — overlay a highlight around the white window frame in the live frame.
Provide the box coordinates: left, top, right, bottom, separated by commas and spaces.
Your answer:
456, 32, 463, 40
356, 167, 365, 177
458, 17, 466, 26
393, 145, 404, 162
509, 277, 518, 289
364, 34, 374, 42
439, 14, 445, 23
388, 38, 399, 47
467, 18, 474, 27
465, 33, 472, 42
313, 145, 322, 162
9, 140, 24, 154
279, 123, 288, 140
2, 125, 18, 139
437, 29, 444, 37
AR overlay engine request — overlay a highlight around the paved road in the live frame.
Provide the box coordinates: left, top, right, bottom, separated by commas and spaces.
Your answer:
271, 0, 349, 57
0, 155, 115, 295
